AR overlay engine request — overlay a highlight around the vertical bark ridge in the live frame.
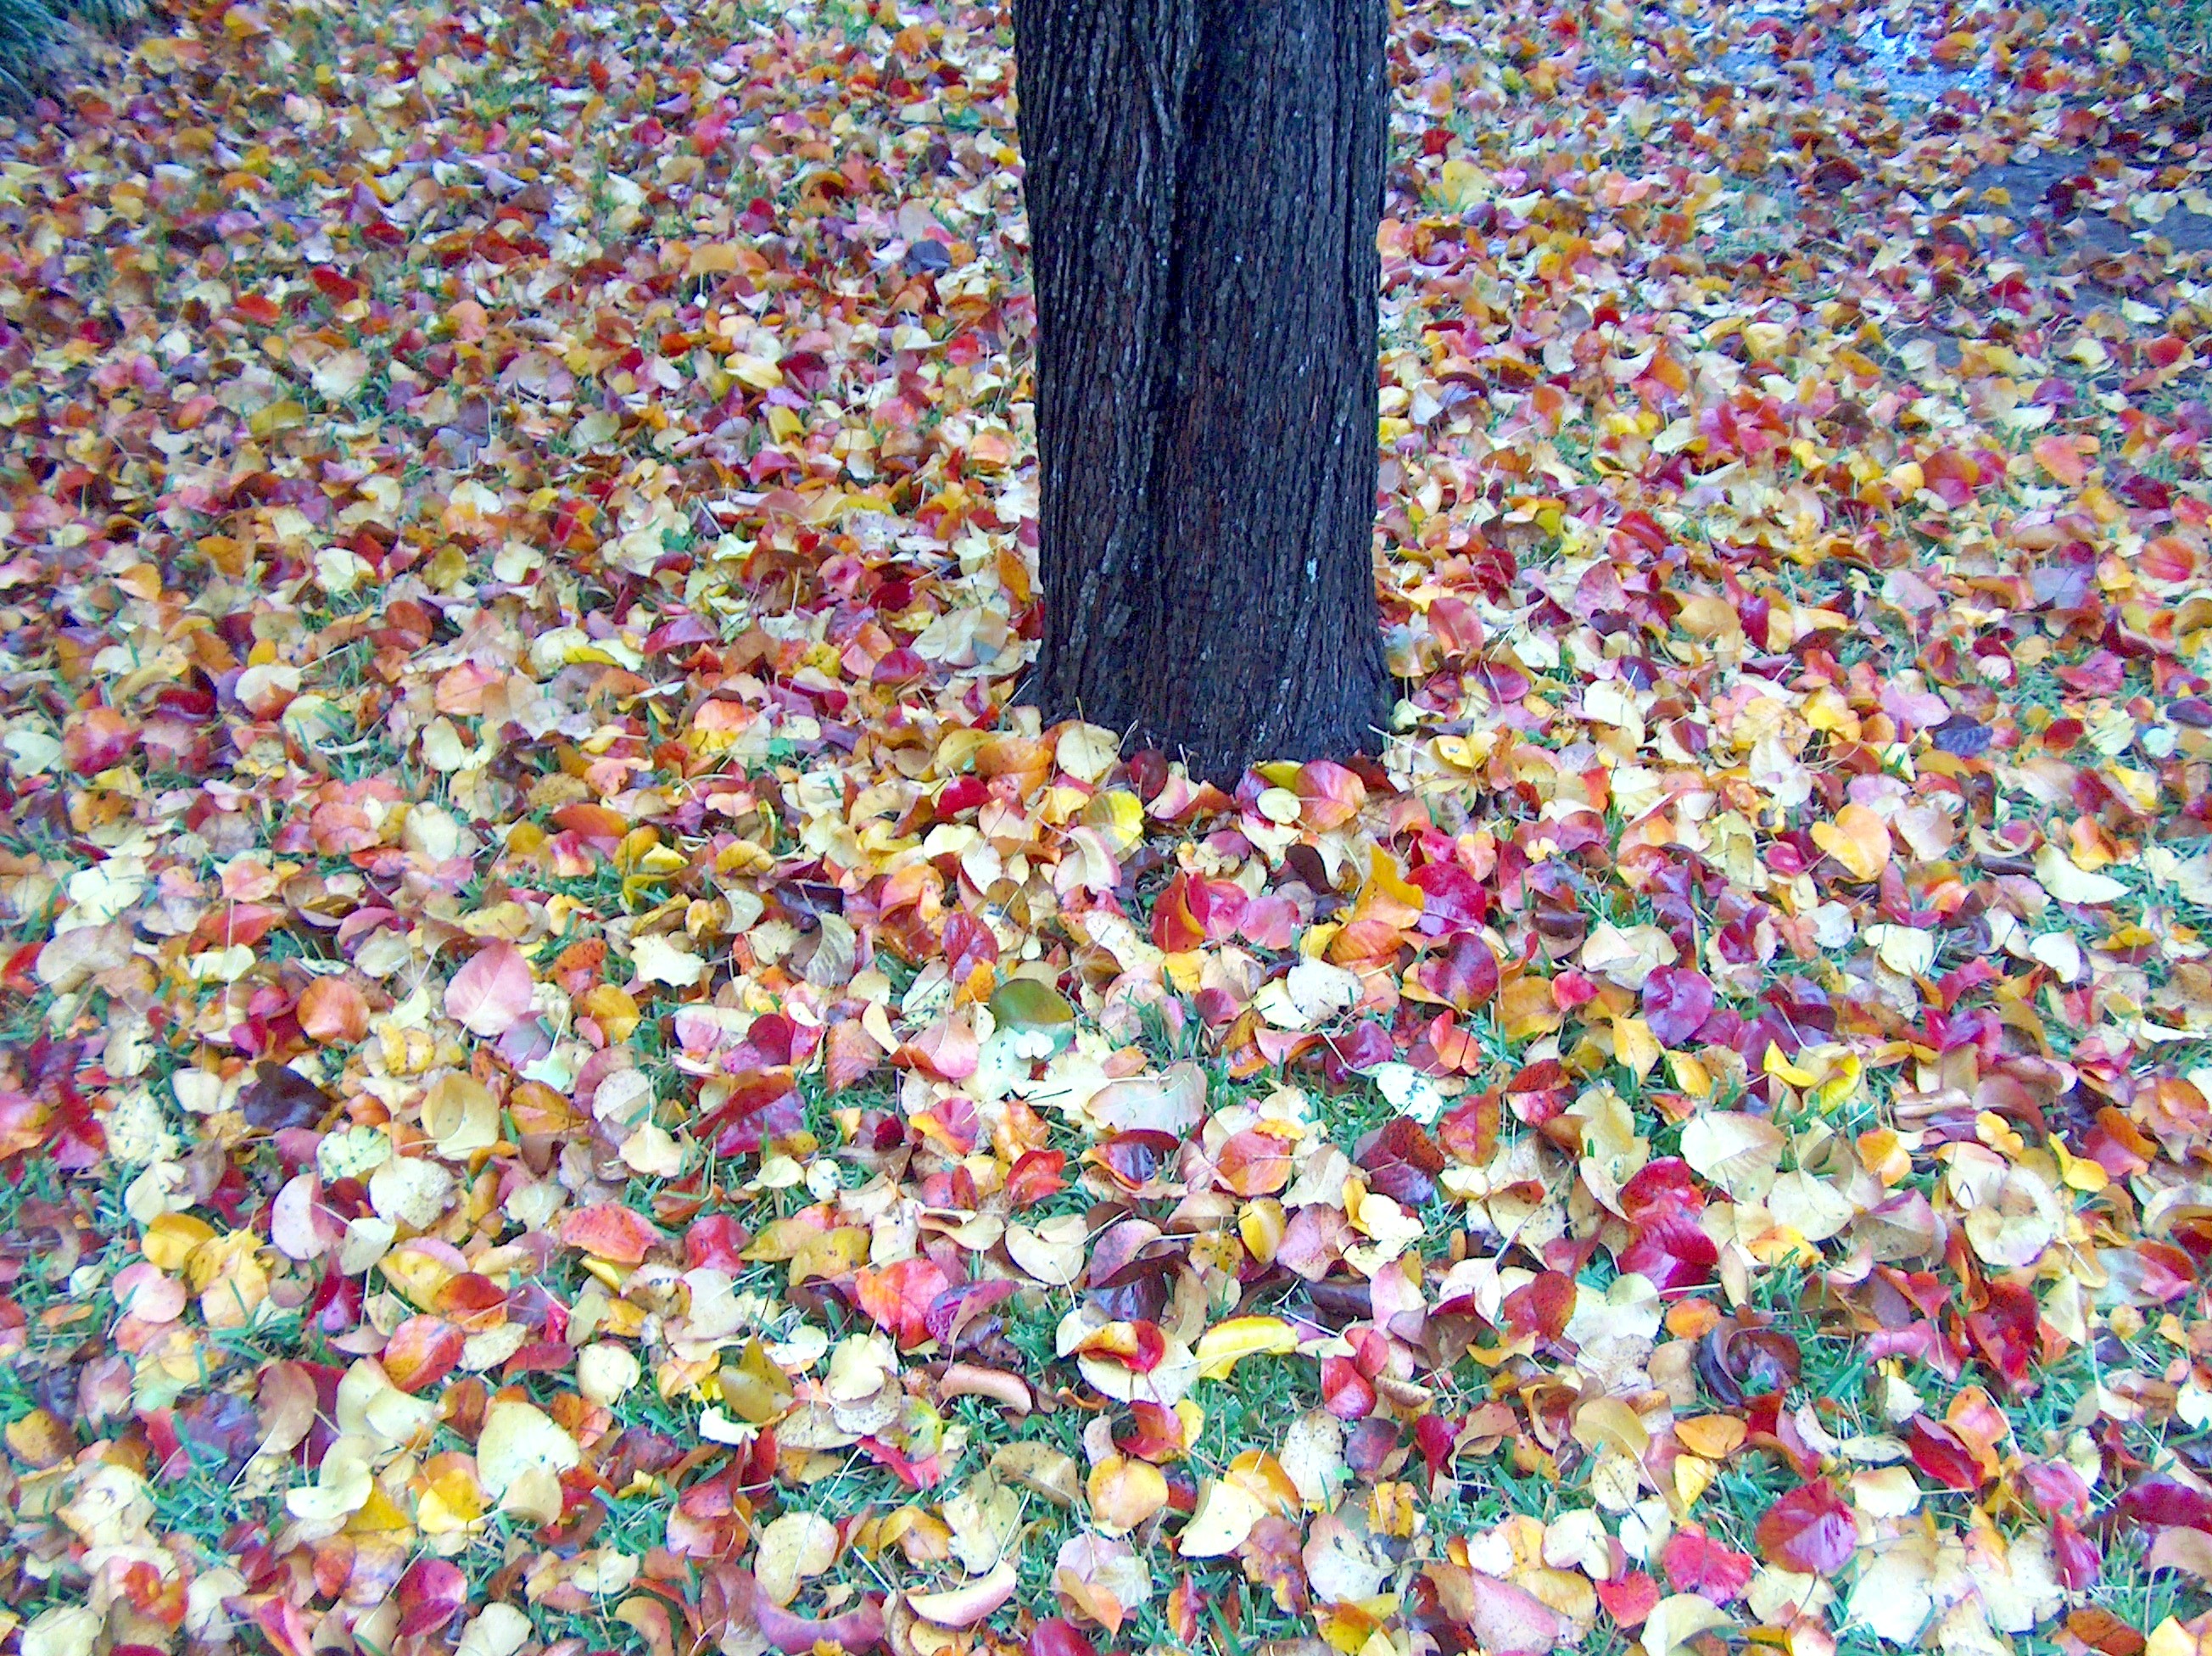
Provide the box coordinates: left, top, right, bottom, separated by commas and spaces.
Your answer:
1013, 0, 1195, 713
1014, 0, 1388, 780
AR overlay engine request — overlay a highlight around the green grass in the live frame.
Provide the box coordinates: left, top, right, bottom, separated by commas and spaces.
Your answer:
2088, 0, 2212, 66
0, 0, 142, 107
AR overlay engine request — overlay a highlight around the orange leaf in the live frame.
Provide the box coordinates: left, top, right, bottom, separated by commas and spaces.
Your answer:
853, 1256, 952, 1349
2032, 434, 2087, 489
1214, 1128, 1293, 1196
297, 976, 369, 1045
559, 1204, 665, 1267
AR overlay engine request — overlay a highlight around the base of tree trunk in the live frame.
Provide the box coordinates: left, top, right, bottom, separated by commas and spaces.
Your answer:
1014, 0, 1390, 783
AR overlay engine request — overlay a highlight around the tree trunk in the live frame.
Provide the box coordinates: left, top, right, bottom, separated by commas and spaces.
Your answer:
1012, 0, 1389, 782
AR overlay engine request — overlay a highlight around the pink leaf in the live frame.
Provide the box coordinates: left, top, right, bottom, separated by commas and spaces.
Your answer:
444, 940, 536, 1038
1461, 1571, 1567, 1656
752, 1591, 885, 1653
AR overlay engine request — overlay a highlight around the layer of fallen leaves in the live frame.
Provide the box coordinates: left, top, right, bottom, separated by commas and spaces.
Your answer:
3, 2, 2212, 1656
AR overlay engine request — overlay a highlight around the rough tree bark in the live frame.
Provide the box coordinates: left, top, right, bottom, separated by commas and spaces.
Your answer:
1012, 0, 1389, 781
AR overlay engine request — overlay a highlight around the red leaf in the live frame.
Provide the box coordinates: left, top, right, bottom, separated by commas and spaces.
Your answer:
1413, 932, 1500, 1010
1295, 760, 1366, 830
1186, 876, 1248, 942
923, 1278, 1017, 1351
2052, 1514, 2102, 1592
1355, 1116, 1444, 1206
2134, 1240, 2198, 1303
2031, 434, 2087, 489
2117, 1474, 2212, 1532
1151, 873, 1205, 953
751, 1586, 885, 1654
1905, 1416, 1985, 1491
254, 1597, 316, 1656
310, 266, 362, 305
685, 1215, 751, 1271
395, 1558, 466, 1637
1029, 1620, 1098, 1656
1617, 1209, 1717, 1292
702, 1070, 806, 1155
1617, 1158, 1716, 1290
64, 707, 137, 775
825, 1021, 883, 1093
1415, 1412, 1458, 1481
1006, 1149, 1069, 1206
1072, 1319, 1168, 1374
1964, 1279, 2042, 1394
1321, 1356, 1376, 1420
1595, 1571, 1660, 1628
1237, 893, 1299, 950
1755, 1479, 1857, 1575
1500, 1271, 1575, 1342
1114, 1401, 1191, 1462
1438, 1092, 1501, 1165
2018, 1459, 2093, 1520
1661, 1527, 1754, 1601
1090, 1129, 1181, 1194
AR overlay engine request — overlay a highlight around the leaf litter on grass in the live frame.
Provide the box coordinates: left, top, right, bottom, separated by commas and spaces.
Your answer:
3, 0, 2212, 1654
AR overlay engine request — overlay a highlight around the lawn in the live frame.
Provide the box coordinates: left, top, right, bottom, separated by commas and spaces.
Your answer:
1, 1, 2211, 1654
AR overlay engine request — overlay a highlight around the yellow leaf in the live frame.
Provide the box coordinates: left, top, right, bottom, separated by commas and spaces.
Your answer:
1225, 1448, 1302, 1516
1194, 1315, 1299, 1381
476, 1400, 580, 1513
142, 1213, 215, 1273
1570, 1397, 1651, 1458
1612, 1014, 1661, 1081
1500, 976, 1562, 1040
756, 1511, 838, 1605
1762, 1043, 1820, 1089
729, 353, 784, 389
1811, 1051, 1863, 1111
1177, 1477, 1265, 1558
1675, 595, 1742, 641
2035, 843, 2127, 904
2148, 1617, 2212, 1656
1675, 1415, 1746, 1458
1081, 788, 1143, 854
1643, 1594, 1734, 1656
416, 1464, 487, 1535
906, 1560, 1016, 1628
1809, 803, 1891, 881
248, 398, 306, 438
1355, 848, 1427, 928
2053, 1135, 2109, 1193
1864, 923, 1936, 976
1673, 1452, 1716, 1509
1667, 1050, 1712, 1097
1679, 1112, 1784, 1201
345, 1483, 413, 1533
